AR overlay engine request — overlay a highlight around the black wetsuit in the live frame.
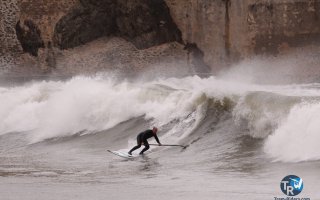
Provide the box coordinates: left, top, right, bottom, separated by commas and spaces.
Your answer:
128, 130, 160, 155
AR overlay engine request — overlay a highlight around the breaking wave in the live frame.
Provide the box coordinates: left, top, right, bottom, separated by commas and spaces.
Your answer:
1, 74, 320, 162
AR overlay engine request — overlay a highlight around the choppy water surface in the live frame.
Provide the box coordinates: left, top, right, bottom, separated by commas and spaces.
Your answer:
0, 74, 319, 200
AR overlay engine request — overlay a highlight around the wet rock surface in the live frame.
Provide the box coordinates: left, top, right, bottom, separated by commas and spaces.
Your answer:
1, 0, 320, 74
16, 19, 45, 56
54, 0, 182, 50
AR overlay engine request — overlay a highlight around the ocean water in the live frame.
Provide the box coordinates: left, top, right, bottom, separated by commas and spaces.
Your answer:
0, 73, 319, 200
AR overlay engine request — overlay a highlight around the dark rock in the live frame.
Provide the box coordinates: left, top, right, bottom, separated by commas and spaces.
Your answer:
45, 42, 56, 68
184, 43, 211, 75
15, 19, 45, 56
53, 4, 116, 49
115, 0, 182, 49
53, 0, 182, 50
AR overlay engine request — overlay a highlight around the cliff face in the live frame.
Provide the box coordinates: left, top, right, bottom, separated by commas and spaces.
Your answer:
1, 0, 185, 74
165, 0, 229, 69
246, 0, 320, 54
0, 0, 22, 69
53, 0, 182, 50
0, 0, 320, 74
165, 0, 320, 69
0, 0, 78, 71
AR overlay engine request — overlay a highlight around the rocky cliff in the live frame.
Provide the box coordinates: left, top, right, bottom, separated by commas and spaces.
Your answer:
0, 0, 319, 75
0, 0, 78, 72
53, 0, 182, 50
165, 0, 320, 69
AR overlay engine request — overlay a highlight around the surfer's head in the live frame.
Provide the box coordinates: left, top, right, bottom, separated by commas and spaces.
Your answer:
152, 127, 158, 134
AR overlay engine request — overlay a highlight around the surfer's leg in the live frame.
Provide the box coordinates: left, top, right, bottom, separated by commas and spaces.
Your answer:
128, 136, 142, 155
139, 140, 149, 155
128, 145, 141, 155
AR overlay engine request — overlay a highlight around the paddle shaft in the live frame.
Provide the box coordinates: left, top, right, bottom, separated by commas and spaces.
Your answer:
149, 144, 186, 148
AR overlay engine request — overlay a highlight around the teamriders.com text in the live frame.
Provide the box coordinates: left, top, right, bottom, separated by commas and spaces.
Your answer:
274, 197, 311, 200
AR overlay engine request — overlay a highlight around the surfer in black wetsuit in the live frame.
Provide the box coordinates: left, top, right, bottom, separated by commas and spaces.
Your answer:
128, 127, 161, 155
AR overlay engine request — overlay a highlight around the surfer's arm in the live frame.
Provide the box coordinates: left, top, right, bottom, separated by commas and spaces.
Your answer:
154, 134, 161, 145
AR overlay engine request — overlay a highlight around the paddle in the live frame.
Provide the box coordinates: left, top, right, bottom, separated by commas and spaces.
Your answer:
149, 144, 187, 148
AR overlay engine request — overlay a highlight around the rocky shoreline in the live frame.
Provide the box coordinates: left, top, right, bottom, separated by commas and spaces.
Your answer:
0, 0, 320, 75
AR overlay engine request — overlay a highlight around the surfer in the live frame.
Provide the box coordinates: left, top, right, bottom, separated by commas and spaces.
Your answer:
128, 127, 161, 155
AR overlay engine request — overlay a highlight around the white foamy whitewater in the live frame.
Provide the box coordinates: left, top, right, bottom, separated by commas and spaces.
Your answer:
1, 74, 320, 163
1, 72, 320, 200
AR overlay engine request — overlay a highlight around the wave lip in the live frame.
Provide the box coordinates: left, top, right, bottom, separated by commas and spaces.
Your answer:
0, 75, 221, 143
264, 102, 320, 162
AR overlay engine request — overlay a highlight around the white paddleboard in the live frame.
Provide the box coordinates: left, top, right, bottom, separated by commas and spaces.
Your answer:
107, 150, 139, 159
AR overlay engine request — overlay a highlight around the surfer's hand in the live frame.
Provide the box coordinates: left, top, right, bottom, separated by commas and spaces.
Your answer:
159, 143, 162, 146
